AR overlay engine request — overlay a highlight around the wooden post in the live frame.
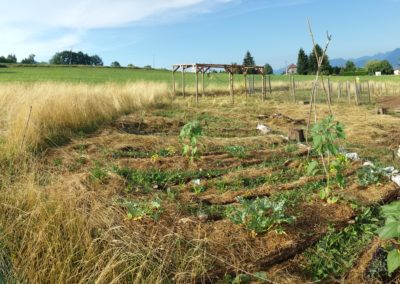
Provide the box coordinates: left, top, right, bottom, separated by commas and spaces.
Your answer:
252, 75, 255, 94
172, 69, 176, 96
327, 78, 332, 105
268, 75, 272, 95
202, 69, 205, 97
292, 76, 296, 102
346, 81, 350, 103
244, 73, 248, 98
261, 74, 265, 101
195, 67, 199, 106
377, 107, 388, 115
229, 71, 234, 104
354, 80, 359, 105
337, 81, 342, 100
367, 81, 371, 103
288, 128, 305, 142
371, 82, 374, 96
181, 66, 185, 98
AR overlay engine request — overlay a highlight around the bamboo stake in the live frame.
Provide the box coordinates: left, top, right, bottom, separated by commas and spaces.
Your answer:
305, 19, 333, 142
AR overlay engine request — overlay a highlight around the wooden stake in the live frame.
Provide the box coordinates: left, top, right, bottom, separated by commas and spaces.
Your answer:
346, 81, 350, 103
354, 80, 359, 105
367, 81, 371, 103
262, 74, 265, 101
172, 69, 176, 96
292, 76, 296, 102
268, 75, 272, 95
244, 73, 248, 98
202, 69, 205, 97
195, 68, 199, 106
327, 78, 332, 105
229, 71, 234, 104
181, 66, 185, 98
337, 81, 342, 100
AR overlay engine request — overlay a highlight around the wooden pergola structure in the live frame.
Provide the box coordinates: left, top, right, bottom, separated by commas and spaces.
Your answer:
172, 63, 268, 105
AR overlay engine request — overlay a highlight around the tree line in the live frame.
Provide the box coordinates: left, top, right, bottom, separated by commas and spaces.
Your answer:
297, 46, 395, 76
0, 54, 37, 64
0, 51, 103, 66
229, 51, 274, 75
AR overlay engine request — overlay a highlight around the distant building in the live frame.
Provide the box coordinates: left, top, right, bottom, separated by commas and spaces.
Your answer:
395, 69, 400, 75
375, 71, 382, 76
286, 64, 297, 75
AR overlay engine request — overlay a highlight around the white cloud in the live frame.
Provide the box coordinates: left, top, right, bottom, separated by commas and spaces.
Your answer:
0, 0, 232, 60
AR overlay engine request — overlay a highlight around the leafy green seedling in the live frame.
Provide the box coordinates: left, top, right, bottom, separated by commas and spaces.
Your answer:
358, 165, 387, 186
179, 120, 203, 162
310, 115, 346, 202
225, 145, 247, 158
225, 197, 295, 235
377, 201, 400, 275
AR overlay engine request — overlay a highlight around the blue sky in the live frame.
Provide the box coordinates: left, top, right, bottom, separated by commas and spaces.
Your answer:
0, 0, 399, 69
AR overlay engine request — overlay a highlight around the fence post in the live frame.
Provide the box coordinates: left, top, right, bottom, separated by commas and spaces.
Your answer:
268, 75, 272, 95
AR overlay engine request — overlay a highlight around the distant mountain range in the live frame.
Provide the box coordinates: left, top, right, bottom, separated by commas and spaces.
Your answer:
330, 48, 400, 68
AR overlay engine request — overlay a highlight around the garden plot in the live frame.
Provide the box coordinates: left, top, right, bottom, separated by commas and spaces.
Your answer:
41, 100, 400, 283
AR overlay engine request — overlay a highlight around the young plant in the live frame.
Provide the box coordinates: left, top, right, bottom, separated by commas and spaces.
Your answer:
310, 115, 346, 202
358, 165, 387, 186
377, 201, 400, 275
224, 145, 247, 158
179, 120, 203, 162
225, 197, 295, 235
122, 197, 163, 221
305, 207, 378, 281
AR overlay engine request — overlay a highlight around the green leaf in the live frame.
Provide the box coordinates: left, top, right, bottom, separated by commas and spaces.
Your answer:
377, 222, 400, 240
307, 160, 320, 176
387, 249, 400, 274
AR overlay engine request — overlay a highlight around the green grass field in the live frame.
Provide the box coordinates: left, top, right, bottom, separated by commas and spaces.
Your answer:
1, 65, 400, 84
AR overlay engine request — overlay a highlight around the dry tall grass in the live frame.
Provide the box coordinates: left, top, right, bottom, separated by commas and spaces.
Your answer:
0, 82, 171, 155
0, 176, 210, 283
0, 82, 214, 283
